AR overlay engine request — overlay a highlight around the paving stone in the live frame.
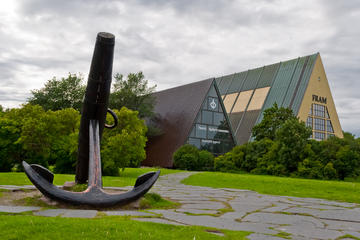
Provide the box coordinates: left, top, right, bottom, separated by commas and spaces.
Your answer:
151, 210, 277, 234
133, 218, 186, 226
34, 209, 68, 217
0, 205, 40, 213
176, 209, 218, 215
322, 219, 360, 231
104, 211, 155, 217
180, 202, 225, 210
247, 233, 290, 240
263, 203, 293, 212
61, 209, 98, 218
243, 212, 324, 228
276, 221, 342, 240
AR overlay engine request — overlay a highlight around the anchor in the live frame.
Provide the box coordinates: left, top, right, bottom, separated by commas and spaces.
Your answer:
23, 32, 160, 207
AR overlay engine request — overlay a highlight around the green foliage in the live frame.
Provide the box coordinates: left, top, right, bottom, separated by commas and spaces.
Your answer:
252, 103, 296, 141
214, 154, 236, 172
109, 72, 156, 118
28, 73, 85, 111
173, 144, 214, 171
101, 107, 148, 176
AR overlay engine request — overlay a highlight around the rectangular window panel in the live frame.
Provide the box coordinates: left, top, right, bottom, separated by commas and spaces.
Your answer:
208, 126, 229, 140
207, 97, 218, 112
313, 104, 325, 117
188, 138, 200, 148
325, 107, 330, 119
195, 124, 207, 138
326, 120, 334, 133
314, 118, 325, 131
232, 90, 253, 113
213, 112, 224, 126
309, 105, 312, 115
223, 93, 238, 113
314, 131, 325, 140
306, 117, 313, 128
247, 87, 270, 111
201, 110, 213, 125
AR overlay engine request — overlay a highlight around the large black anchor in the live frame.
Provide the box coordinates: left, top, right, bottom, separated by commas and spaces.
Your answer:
23, 32, 160, 207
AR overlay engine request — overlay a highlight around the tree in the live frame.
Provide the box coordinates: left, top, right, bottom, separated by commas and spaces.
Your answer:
28, 73, 85, 111
109, 72, 156, 118
101, 107, 148, 176
252, 103, 296, 141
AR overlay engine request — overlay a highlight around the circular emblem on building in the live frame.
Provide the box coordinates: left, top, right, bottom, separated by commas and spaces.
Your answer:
210, 99, 217, 109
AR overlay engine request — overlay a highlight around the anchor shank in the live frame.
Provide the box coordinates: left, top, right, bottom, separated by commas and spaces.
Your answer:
88, 120, 102, 188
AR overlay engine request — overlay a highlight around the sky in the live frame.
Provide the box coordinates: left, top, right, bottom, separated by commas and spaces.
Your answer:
0, 0, 359, 136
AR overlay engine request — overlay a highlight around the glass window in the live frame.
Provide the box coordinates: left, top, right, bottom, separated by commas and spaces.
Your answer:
189, 127, 195, 137
247, 87, 270, 111
314, 131, 325, 140
195, 124, 207, 138
195, 112, 201, 123
208, 97, 218, 111
188, 138, 200, 148
314, 118, 325, 131
308, 105, 312, 115
201, 139, 213, 151
207, 86, 217, 97
326, 120, 334, 133
306, 117, 313, 127
232, 90, 253, 113
201, 110, 213, 125
313, 104, 325, 118
223, 93, 238, 113
213, 112, 224, 125
325, 107, 330, 119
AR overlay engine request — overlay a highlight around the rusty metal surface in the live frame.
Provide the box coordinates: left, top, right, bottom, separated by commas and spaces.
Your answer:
143, 79, 214, 167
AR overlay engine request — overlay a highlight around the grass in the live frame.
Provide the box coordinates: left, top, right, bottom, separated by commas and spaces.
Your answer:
0, 215, 250, 240
139, 193, 180, 209
0, 167, 182, 187
182, 172, 360, 203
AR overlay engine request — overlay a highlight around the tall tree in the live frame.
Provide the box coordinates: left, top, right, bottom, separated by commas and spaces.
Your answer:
109, 72, 156, 118
28, 73, 85, 111
252, 103, 296, 141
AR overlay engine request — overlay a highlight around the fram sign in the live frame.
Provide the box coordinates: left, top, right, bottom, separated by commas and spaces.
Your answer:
312, 95, 327, 104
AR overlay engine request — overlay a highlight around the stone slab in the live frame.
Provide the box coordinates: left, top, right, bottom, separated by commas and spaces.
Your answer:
104, 211, 155, 217
133, 218, 186, 226
34, 209, 68, 217
0, 205, 40, 213
61, 209, 98, 218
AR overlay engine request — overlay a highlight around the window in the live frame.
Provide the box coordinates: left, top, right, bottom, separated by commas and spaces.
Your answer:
306, 117, 312, 127
201, 110, 213, 125
223, 93, 238, 113
314, 131, 325, 140
313, 104, 325, 117
188, 138, 200, 148
326, 120, 334, 133
247, 87, 270, 111
195, 124, 207, 138
314, 118, 325, 131
213, 112, 224, 125
232, 90, 253, 113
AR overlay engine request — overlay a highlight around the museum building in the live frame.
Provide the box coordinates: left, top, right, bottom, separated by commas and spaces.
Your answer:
142, 53, 343, 168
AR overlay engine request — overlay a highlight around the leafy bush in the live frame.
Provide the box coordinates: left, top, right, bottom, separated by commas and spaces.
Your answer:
214, 154, 236, 172
173, 144, 214, 171
101, 107, 148, 176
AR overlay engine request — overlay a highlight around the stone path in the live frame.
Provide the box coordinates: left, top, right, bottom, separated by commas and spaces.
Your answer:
2, 172, 360, 239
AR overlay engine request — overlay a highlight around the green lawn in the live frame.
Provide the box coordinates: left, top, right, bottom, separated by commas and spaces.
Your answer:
0, 168, 182, 187
0, 215, 250, 240
182, 172, 360, 203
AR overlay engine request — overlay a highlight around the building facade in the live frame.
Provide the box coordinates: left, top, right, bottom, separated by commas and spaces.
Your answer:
143, 53, 343, 167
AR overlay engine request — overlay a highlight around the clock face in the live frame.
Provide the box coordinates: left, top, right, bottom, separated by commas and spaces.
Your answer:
210, 98, 217, 109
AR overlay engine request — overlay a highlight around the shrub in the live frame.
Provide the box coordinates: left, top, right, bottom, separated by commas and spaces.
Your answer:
173, 144, 214, 171
198, 150, 214, 171
323, 162, 337, 180
214, 154, 236, 172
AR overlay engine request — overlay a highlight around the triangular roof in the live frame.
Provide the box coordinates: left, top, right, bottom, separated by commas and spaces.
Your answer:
143, 78, 214, 167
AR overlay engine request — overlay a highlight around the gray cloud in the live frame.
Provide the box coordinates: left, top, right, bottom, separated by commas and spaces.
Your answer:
0, 0, 359, 135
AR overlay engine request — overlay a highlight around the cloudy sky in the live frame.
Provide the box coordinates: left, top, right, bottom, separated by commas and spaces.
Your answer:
0, 0, 359, 135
